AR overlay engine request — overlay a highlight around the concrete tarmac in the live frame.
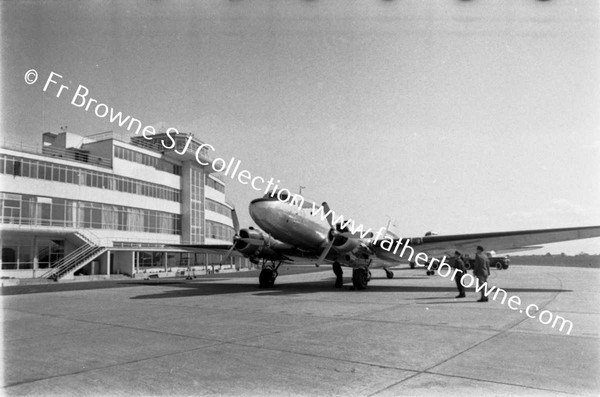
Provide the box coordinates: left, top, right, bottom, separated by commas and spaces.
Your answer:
2, 264, 599, 396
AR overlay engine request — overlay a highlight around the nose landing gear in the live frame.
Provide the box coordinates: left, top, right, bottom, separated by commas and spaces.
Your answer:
258, 260, 282, 288
352, 266, 370, 290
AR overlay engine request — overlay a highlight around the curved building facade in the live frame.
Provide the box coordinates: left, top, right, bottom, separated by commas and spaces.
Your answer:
0, 129, 242, 280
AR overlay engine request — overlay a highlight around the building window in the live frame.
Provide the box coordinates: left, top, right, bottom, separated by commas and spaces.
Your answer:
113, 146, 181, 175
206, 177, 225, 193
0, 193, 181, 235
205, 220, 234, 241
0, 154, 180, 203
205, 199, 232, 218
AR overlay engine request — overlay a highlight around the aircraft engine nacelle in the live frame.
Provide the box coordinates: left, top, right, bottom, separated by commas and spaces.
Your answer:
234, 228, 289, 258
330, 233, 362, 255
235, 228, 268, 256
335, 242, 372, 267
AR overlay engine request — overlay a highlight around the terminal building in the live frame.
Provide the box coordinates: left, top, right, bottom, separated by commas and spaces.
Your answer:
0, 128, 244, 280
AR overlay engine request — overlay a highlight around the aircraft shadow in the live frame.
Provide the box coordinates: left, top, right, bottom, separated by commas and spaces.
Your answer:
128, 279, 572, 300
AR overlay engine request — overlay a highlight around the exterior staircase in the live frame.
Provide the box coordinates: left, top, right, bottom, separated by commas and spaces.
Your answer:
38, 231, 108, 281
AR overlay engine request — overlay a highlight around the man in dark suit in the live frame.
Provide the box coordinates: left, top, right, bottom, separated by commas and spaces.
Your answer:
452, 251, 466, 298
473, 245, 490, 302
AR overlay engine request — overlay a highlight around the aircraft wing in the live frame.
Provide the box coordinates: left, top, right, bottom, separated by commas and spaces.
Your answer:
166, 243, 323, 263
404, 226, 600, 258
492, 246, 544, 255
165, 244, 242, 255
373, 226, 600, 261
170, 244, 231, 250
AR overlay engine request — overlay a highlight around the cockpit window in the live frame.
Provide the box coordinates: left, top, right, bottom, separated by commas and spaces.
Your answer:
264, 188, 287, 200
262, 188, 312, 209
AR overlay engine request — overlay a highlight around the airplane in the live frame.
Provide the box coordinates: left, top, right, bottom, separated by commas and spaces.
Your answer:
176, 190, 600, 290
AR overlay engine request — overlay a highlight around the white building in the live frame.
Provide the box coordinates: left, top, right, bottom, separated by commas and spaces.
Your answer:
0, 129, 243, 280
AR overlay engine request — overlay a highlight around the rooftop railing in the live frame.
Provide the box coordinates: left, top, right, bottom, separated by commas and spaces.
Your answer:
0, 140, 113, 168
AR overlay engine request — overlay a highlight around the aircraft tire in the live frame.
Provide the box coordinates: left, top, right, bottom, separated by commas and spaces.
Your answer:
352, 267, 369, 290
386, 270, 394, 279
410, 262, 416, 269
259, 267, 276, 288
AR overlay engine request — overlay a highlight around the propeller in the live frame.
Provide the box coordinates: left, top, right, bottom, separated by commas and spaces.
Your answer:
314, 202, 353, 267
221, 208, 240, 265
314, 202, 377, 267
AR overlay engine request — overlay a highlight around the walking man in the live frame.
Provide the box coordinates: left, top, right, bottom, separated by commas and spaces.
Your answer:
453, 251, 466, 298
473, 245, 490, 302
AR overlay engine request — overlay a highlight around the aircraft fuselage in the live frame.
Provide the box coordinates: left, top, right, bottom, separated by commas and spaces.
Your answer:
249, 196, 330, 250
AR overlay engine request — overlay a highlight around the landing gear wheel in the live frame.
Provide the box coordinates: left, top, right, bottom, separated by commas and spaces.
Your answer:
410, 262, 416, 269
259, 266, 277, 288
352, 267, 369, 290
426, 270, 434, 276
332, 262, 344, 288
385, 270, 394, 279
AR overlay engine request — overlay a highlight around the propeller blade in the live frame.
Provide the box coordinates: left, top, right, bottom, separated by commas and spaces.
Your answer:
315, 238, 335, 267
231, 208, 240, 233
220, 244, 236, 266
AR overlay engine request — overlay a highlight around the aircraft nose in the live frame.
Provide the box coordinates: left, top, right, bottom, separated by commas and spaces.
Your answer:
249, 198, 275, 225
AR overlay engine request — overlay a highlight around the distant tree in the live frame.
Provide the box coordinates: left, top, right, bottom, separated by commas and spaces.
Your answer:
560, 252, 566, 257
545, 252, 552, 256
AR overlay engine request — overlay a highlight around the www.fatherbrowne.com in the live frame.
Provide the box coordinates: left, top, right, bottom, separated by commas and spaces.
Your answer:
36, 69, 573, 336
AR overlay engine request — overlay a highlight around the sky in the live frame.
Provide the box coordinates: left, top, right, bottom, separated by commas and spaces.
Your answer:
2, 0, 599, 254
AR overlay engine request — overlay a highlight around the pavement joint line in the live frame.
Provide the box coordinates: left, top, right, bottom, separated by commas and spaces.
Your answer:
3, 323, 115, 343
3, 308, 228, 344
372, 369, 573, 396
2, 315, 361, 390
2, 342, 224, 389
207, 314, 431, 374
368, 271, 568, 396
506, 329, 598, 339
5, 306, 360, 356
228, 338, 421, 375
3, 313, 334, 389
343, 316, 507, 333
144, 294, 407, 309
422, 370, 573, 395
